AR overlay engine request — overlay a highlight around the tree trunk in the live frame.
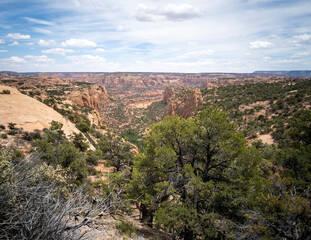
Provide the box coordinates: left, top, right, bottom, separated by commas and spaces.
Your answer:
183, 227, 194, 240
141, 204, 153, 227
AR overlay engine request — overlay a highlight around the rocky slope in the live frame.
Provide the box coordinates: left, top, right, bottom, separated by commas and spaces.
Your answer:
68, 84, 109, 126
0, 85, 86, 139
163, 86, 203, 118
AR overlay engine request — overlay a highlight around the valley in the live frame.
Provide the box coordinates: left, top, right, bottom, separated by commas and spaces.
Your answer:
1, 71, 311, 239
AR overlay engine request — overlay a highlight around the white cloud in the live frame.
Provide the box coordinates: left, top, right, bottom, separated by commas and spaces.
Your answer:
178, 50, 214, 59
9, 41, 19, 46
275, 59, 299, 64
131, 59, 215, 72
42, 48, 74, 55
61, 38, 97, 48
116, 25, 124, 31
5, 56, 25, 63
7, 33, 31, 39
67, 54, 107, 64
0, 50, 8, 53
0, 39, 5, 44
38, 39, 56, 46
135, 4, 201, 22
263, 56, 271, 61
24, 55, 54, 63
292, 34, 311, 46
250, 41, 273, 49
292, 52, 309, 58
24, 17, 54, 26
96, 48, 106, 52
33, 27, 53, 35
66, 54, 119, 71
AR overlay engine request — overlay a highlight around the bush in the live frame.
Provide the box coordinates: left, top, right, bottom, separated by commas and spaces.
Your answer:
1, 133, 7, 139
0, 125, 5, 130
116, 221, 136, 235
1, 90, 10, 94
76, 122, 90, 133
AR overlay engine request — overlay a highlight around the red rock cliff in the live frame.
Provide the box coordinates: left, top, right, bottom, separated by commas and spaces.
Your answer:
163, 86, 203, 118
69, 84, 108, 111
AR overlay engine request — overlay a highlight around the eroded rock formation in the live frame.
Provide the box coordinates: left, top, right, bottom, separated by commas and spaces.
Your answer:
163, 86, 203, 118
68, 84, 108, 111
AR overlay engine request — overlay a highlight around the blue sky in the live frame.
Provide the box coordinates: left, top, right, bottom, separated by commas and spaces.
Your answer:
0, 0, 310, 72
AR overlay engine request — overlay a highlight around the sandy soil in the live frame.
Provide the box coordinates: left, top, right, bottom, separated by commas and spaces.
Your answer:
258, 134, 274, 145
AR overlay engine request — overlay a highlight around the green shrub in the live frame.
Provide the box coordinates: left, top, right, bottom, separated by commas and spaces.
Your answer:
0, 125, 5, 130
116, 221, 136, 235
1, 90, 10, 94
76, 122, 90, 133
1, 133, 7, 139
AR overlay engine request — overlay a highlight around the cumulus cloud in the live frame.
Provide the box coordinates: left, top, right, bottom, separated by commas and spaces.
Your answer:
9, 41, 19, 46
24, 55, 54, 63
24, 17, 54, 26
292, 34, 311, 46
96, 48, 106, 52
66, 54, 119, 70
135, 4, 201, 22
292, 52, 309, 58
3, 56, 26, 63
0, 39, 5, 44
61, 38, 97, 48
7, 33, 31, 39
250, 41, 273, 49
38, 39, 56, 46
42, 48, 74, 55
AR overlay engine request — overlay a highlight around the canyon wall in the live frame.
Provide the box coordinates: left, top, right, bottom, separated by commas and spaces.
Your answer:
163, 86, 203, 118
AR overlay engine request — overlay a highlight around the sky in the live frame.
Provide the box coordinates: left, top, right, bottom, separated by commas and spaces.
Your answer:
0, 0, 310, 73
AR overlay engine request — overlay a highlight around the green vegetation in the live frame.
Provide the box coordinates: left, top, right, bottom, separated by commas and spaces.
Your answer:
106, 103, 310, 239
200, 78, 311, 138
0, 75, 310, 239
127, 108, 263, 238
99, 133, 135, 172
76, 121, 91, 133
1, 133, 7, 139
116, 221, 137, 236
1, 90, 10, 94
32, 121, 90, 185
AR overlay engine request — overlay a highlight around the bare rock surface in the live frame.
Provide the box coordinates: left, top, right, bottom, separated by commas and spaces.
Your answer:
163, 86, 203, 118
0, 85, 82, 138
69, 84, 108, 111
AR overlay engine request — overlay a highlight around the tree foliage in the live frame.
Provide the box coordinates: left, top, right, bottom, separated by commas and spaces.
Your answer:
128, 108, 263, 239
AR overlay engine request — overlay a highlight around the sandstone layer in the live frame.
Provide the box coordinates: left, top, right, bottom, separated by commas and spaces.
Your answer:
68, 84, 108, 111
163, 86, 203, 118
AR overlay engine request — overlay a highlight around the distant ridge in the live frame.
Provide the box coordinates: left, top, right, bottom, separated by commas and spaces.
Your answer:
253, 70, 311, 78
0, 71, 21, 75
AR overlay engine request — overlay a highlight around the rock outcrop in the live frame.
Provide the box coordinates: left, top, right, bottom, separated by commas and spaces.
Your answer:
0, 85, 85, 138
163, 86, 203, 118
69, 84, 108, 111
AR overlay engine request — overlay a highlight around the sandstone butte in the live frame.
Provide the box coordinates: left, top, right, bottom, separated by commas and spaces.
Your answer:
68, 84, 108, 111
163, 85, 203, 118
0, 85, 94, 149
